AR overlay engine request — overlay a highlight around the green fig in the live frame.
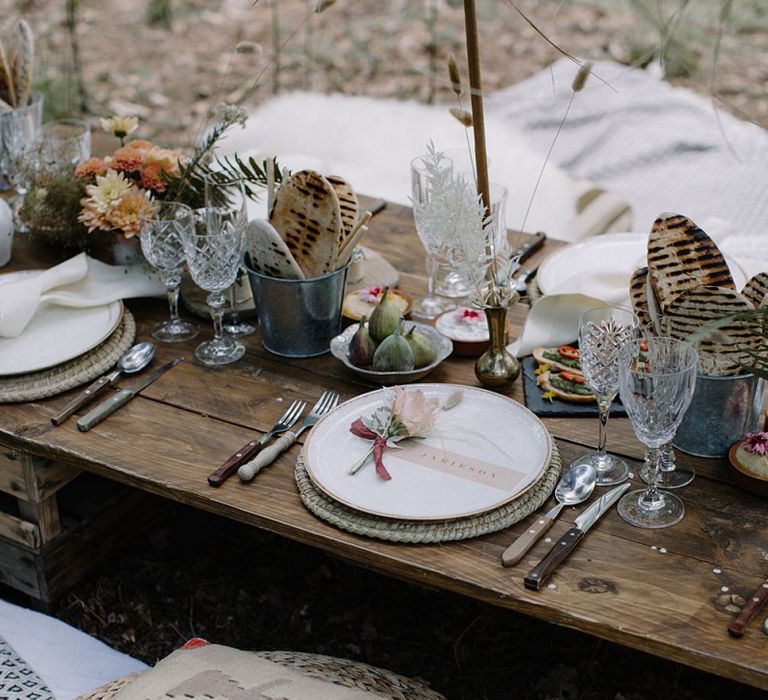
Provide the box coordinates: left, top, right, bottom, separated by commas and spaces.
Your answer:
372, 323, 414, 371
349, 318, 377, 367
405, 325, 436, 368
368, 287, 402, 341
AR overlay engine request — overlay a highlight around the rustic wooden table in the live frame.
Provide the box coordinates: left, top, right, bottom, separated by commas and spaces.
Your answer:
1, 200, 766, 690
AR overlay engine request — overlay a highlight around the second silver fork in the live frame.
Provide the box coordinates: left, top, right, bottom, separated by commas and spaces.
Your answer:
238, 390, 340, 481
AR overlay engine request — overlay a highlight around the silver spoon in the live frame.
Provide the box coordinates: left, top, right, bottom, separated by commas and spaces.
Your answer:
501, 462, 597, 567
51, 342, 156, 425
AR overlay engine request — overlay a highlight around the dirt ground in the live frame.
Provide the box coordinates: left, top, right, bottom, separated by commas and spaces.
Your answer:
3, 2, 767, 698
7, 0, 768, 147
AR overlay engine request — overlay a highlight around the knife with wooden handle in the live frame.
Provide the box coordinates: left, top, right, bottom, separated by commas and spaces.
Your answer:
728, 580, 768, 638
76, 358, 182, 432
51, 371, 120, 425
501, 512, 557, 567
524, 483, 629, 591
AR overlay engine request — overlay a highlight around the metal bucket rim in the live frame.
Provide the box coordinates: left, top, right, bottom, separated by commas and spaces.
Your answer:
244, 253, 349, 284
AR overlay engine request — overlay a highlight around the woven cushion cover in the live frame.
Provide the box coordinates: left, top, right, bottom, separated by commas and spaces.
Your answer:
78, 645, 444, 700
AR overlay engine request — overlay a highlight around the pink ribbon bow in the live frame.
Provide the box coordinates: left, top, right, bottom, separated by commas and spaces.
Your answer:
349, 418, 392, 481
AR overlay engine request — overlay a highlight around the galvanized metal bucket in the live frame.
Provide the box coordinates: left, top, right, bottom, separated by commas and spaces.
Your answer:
244, 254, 349, 358
673, 373, 766, 458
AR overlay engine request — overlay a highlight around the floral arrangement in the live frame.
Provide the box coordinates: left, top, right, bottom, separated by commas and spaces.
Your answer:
347, 387, 461, 480
75, 106, 251, 239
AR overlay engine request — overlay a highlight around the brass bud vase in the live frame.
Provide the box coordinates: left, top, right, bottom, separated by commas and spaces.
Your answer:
474, 304, 520, 389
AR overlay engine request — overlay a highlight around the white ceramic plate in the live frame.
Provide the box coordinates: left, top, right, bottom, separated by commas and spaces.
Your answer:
538, 232, 748, 302
303, 384, 553, 521
0, 270, 123, 376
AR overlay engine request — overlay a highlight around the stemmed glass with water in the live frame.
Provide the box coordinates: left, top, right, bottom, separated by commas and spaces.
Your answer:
571, 306, 639, 485
182, 176, 248, 366
617, 337, 698, 528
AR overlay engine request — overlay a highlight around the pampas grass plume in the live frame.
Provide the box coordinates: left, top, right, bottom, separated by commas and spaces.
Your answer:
449, 107, 473, 127
448, 53, 463, 97
572, 61, 592, 93
315, 0, 336, 13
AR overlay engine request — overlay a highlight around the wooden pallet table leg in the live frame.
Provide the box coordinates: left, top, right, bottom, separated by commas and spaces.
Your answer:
18, 497, 61, 543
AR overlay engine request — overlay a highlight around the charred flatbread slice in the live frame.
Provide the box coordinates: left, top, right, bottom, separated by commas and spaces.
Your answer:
629, 266, 652, 330
742, 272, 768, 309
532, 345, 583, 373
666, 285, 758, 376
647, 212, 734, 309
536, 370, 595, 403
245, 219, 305, 280
270, 170, 341, 277
326, 174, 359, 248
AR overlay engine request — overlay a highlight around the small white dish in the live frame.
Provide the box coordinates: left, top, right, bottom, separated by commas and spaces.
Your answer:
330, 321, 452, 385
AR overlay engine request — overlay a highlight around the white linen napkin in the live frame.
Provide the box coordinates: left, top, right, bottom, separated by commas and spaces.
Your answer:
0, 253, 165, 338
508, 294, 607, 358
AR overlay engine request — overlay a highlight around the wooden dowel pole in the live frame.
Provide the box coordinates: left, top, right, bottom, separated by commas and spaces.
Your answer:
462, 0, 491, 215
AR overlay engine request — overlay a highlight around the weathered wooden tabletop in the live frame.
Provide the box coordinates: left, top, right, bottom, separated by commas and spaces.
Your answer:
1, 200, 766, 690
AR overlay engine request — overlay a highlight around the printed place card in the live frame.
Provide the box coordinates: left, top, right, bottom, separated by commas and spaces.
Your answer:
395, 442, 524, 491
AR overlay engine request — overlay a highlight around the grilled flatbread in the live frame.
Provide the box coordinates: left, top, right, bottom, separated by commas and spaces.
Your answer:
326, 174, 359, 249
270, 170, 341, 278
245, 219, 305, 280
647, 212, 734, 309
629, 266, 652, 330
742, 272, 768, 309
666, 286, 757, 376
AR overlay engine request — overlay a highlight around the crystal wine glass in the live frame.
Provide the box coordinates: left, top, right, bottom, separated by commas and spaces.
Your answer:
571, 305, 639, 485
0, 92, 42, 193
640, 443, 694, 489
617, 337, 698, 528
411, 153, 456, 319
139, 202, 199, 343
201, 180, 255, 338
182, 176, 247, 366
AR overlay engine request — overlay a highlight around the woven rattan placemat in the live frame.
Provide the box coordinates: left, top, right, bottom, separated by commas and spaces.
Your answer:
296, 442, 562, 543
0, 309, 136, 403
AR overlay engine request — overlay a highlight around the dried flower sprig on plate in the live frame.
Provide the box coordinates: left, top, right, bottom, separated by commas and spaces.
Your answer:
347, 387, 462, 481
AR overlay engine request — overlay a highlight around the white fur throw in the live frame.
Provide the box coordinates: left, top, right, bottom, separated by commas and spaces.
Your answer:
217, 92, 577, 240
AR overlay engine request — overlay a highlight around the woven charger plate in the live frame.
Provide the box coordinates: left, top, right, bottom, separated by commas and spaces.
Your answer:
0, 309, 136, 403
296, 442, 562, 543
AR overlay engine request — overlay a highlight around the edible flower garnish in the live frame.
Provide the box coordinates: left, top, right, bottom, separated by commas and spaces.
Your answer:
743, 432, 768, 456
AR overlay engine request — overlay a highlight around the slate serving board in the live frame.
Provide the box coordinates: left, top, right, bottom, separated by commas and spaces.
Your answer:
521, 356, 627, 418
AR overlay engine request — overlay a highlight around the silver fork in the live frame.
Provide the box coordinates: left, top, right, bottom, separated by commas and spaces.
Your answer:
238, 390, 340, 481
208, 399, 307, 486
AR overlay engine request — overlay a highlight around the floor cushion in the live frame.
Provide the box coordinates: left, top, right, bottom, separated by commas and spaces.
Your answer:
77, 643, 445, 700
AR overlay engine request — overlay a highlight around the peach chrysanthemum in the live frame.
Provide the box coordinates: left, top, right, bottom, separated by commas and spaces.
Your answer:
78, 198, 112, 233
107, 186, 158, 238
74, 157, 110, 179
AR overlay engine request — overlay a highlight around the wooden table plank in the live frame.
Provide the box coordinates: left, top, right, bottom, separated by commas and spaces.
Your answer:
1, 200, 767, 689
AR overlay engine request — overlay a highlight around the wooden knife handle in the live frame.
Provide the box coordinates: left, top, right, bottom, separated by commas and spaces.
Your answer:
76, 390, 133, 432
238, 432, 297, 482
501, 514, 555, 568
51, 373, 116, 425
728, 581, 768, 638
208, 439, 263, 487
524, 527, 585, 591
